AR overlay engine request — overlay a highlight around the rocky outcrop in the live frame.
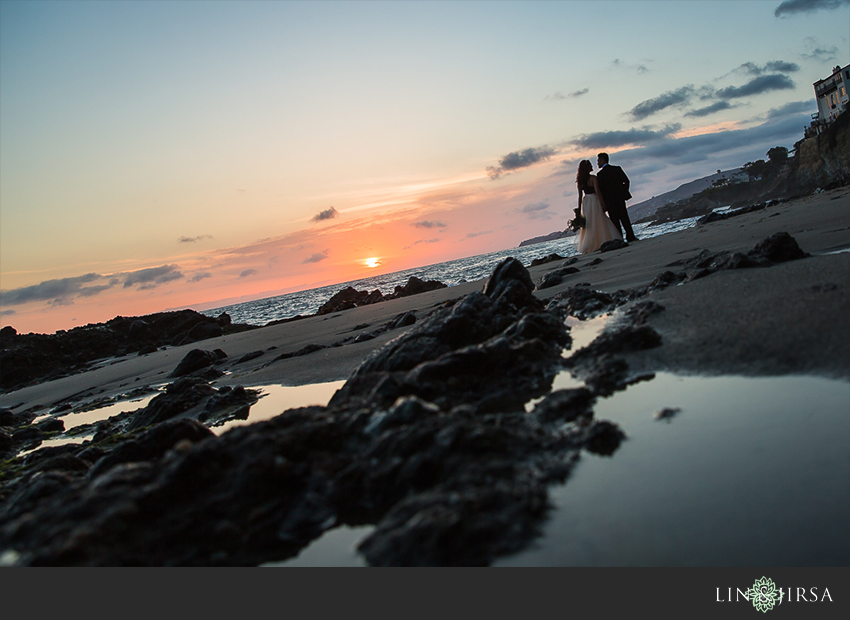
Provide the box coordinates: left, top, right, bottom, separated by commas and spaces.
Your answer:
0, 258, 630, 566
0, 237, 809, 566
0, 310, 256, 393
774, 111, 850, 196
316, 276, 447, 315
644, 113, 849, 225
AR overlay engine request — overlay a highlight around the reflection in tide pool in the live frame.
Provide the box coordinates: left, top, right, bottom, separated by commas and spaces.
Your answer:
212, 380, 346, 435
262, 525, 375, 567
498, 373, 850, 566
61, 393, 158, 431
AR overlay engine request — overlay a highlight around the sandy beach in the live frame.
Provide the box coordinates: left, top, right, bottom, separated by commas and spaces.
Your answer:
2, 185, 848, 415
1, 185, 848, 566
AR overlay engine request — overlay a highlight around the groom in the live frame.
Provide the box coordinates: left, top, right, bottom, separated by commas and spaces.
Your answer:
596, 152, 638, 242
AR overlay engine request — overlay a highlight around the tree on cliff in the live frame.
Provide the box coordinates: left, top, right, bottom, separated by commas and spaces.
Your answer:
744, 146, 790, 181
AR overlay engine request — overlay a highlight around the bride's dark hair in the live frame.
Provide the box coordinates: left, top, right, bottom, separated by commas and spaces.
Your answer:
576, 160, 592, 187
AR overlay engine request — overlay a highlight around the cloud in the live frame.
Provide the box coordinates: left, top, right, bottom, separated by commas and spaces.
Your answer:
0, 273, 114, 306
189, 272, 213, 283
404, 238, 441, 249
123, 265, 184, 289
311, 206, 339, 222
628, 86, 695, 120
464, 231, 492, 239
612, 58, 650, 74
486, 146, 557, 179
801, 37, 839, 61
685, 101, 735, 118
302, 250, 329, 264
761, 99, 817, 120
77, 285, 115, 298
546, 88, 589, 100
0, 309, 15, 317
775, 0, 849, 17
411, 220, 448, 229
611, 113, 809, 167
765, 60, 801, 74
570, 124, 681, 149
734, 61, 800, 76
516, 201, 554, 220
716, 74, 795, 99
178, 235, 213, 243
238, 269, 258, 278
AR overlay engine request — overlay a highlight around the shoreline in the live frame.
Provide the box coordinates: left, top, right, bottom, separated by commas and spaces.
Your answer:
3, 185, 848, 415
1, 185, 848, 566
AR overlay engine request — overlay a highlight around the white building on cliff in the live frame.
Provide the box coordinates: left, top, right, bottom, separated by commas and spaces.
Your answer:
812, 64, 849, 129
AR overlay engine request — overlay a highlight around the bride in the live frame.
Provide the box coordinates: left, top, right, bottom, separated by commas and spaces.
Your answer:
574, 159, 622, 254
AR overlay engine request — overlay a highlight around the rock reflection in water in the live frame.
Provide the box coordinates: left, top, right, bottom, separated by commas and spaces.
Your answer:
211, 380, 346, 435
497, 373, 850, 566
263, 525, 375, 567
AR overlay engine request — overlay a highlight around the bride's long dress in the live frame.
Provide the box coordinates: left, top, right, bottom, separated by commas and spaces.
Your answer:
576, 190, 622, 254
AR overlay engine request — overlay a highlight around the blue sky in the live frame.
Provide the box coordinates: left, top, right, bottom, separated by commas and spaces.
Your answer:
1, 0, 848, 333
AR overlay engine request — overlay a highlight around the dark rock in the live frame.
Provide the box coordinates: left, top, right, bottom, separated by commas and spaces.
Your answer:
388, 312, 417, 330
0, 309, 254, 393
126, 377, 217, 431
482, 257, 540, 311
216, 313, 232, 326
599, 239, 629, 252
531, 388, 595, 423
388, 276, 447, 299
583, 420, 626, 456
89, 418, 215, 478
545, 287, 617, 320
137, 346, 158, 356
648, 270, 685, 291
0, 428, 12, 455
0, 407, 16, 427
36, 418, 65, 434
178, 322, 224, 346
748, 232, 809, 263
198, 385, 258, 427
535, 267, 581, 291
624, 301, 665, 326
574, 325, 662, 357
11, 425, 43, 446
529, 253, 565, 267
170, 349, 220, 378
236, 350, 265, 364
0, 325, 17, 341
0, 259, 636, 568
128, 320, 153, 342
316, 287, 385, 315
365, 396, 441, 435
697, 211, 726, 224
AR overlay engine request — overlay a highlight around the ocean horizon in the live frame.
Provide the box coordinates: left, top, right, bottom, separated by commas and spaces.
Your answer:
201, 214, 707, 327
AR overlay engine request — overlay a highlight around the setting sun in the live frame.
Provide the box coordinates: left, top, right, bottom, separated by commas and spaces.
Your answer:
364, 257, 381, 268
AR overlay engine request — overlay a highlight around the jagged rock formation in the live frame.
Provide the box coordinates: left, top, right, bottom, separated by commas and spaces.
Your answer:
316, 276, 447, 315
0, 311, 256, 393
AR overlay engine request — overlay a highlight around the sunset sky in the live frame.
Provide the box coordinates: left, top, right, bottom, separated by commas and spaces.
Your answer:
2, 0, 849, 334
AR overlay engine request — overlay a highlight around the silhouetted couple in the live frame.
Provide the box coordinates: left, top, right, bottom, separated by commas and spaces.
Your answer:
574, 153, 638, 254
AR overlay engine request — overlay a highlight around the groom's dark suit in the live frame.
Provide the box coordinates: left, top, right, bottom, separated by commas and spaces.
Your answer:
597, 163, 637, 242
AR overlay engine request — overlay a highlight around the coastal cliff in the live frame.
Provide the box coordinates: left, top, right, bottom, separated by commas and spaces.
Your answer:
776, 111, 850, 195
639, 112, 850, 225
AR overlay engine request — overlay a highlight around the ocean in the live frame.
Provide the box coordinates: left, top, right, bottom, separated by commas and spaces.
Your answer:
201, 215, 705, 326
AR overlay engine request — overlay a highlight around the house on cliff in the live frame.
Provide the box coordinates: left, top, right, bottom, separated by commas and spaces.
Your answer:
808, 64, 850, 136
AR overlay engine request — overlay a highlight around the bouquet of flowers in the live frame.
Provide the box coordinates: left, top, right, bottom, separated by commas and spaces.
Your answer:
567, 207, 586, 233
